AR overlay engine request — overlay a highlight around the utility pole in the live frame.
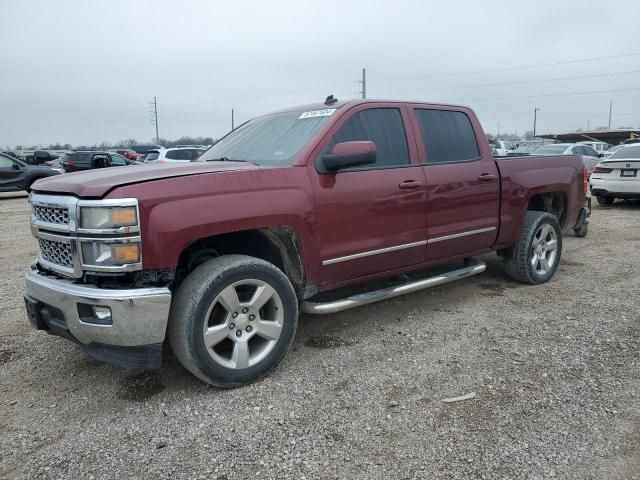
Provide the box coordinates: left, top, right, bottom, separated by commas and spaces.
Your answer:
587, 119, 591, 131
358, 68, 367, 99
497, 121, 500, 139
231, 109, 235, 130
149, 97, 159, 143
533, 108, 540, 138
608, 99, 613, 130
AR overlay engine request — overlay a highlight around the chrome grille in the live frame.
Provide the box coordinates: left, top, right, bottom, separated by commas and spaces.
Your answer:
33, 205, 70, 225
38, 238, 73, 269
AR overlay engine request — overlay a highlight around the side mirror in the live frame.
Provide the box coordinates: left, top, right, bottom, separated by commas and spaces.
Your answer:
12, 163, 21, 170
598, 153, 604, 158
319, 141, 376, 173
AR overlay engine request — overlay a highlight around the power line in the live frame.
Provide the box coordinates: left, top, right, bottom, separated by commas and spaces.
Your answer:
454, 87, 640, 103
369, 70, 640, 95
374, 51, 640, 83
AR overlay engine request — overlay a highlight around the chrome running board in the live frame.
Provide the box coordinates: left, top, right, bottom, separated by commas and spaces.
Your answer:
300, 259, 486, 315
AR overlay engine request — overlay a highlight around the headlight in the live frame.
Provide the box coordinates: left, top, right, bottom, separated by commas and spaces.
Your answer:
80, 206, 138, 230
81, 241, 141, 267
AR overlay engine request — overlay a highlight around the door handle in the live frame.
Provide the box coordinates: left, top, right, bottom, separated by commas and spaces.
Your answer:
477, 173, 496, 182
398, 180, 422, 190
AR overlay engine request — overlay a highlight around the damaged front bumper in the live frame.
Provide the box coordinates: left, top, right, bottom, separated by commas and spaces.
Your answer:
24, 264, 172, 369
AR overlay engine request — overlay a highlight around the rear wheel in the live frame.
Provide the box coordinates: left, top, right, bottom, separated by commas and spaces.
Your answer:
503, 211, 562, 284
573, 223, 588, 237
596, 196, 614, 205
168, 255, 298, 387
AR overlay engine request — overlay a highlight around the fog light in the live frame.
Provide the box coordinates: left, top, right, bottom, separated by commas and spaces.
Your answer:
92, 306, 112, 323
78, 303, 113, 325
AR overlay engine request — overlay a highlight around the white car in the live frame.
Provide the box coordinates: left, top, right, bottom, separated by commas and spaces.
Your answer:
578, 141, 610, 155
492, 140, 516, 157
145, 147, 206, 164
603, 144, 624, 158
590, 144, 640, 205
533, 143, 602, 175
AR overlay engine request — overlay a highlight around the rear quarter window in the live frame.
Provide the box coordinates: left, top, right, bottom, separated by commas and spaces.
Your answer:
415, 109, 480, 164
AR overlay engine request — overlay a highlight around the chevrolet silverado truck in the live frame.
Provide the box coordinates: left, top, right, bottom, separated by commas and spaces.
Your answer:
24, 99, 590, 386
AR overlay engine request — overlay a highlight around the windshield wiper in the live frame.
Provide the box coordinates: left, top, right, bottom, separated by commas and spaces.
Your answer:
206, 157, 259, 166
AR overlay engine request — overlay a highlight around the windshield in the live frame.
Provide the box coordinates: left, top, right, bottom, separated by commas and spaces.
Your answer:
534, 145, 568, 155
145, 151, 161, 161
198, 110, 335, 166
609, 145, 640, 159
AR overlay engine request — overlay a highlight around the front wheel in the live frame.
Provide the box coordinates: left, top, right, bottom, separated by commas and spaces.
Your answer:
168, 255, 298, 387
503, 211, 562, 284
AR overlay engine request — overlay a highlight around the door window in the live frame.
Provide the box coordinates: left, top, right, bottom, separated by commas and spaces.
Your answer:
415, 109, 480, 164
0, 155, 13, 168
584, 146, 598, 157
166, 150, 182, 160
325, 108, 410, 169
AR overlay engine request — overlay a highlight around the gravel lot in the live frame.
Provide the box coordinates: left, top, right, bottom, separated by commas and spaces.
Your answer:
0, 192, 638, 479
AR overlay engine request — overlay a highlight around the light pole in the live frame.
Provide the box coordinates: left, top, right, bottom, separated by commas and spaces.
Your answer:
533, 108, 540, 138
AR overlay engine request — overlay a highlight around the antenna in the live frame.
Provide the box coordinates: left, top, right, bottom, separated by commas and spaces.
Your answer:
324, 95, 338, 106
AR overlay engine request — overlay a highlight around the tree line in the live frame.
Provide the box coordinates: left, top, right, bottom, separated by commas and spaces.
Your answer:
12, 136, 218, 151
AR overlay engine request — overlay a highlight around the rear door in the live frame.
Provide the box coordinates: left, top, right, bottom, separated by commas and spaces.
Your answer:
410, 106, 500, 262
309, 104, 428, 285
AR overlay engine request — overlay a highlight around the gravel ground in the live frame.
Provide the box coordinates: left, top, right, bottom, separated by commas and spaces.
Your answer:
0, 192, 638, 480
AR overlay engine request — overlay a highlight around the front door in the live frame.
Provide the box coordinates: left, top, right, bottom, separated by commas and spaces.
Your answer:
0, 155, 24, 191
309, 105, 428, 286
410, 106, 500, 261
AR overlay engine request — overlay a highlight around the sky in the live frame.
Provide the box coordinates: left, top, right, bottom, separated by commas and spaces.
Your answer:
1, 0, 640, 147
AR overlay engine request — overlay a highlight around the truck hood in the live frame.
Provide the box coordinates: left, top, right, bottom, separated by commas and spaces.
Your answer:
32, 162, 258, 198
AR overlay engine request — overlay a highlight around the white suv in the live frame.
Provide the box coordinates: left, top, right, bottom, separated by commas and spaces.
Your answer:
590, 144, 640, 205
145, 147, 206, 163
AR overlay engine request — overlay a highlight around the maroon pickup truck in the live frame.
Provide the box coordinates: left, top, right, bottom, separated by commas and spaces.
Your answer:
24, 99, 590, 386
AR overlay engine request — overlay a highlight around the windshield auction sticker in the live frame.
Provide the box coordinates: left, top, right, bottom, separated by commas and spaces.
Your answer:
298, 109, 336, 119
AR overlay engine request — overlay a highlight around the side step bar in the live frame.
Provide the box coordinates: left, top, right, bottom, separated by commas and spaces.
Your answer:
300, 259, 487, 315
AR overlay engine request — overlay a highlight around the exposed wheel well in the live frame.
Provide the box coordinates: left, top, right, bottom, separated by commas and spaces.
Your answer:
174, 227, 305, 297
527, 192, 567, 227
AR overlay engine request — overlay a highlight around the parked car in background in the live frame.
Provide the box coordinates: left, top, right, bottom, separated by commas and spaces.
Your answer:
533, 143, 602, 175
0, 152, 60, 192
116, 149, 145, 162
492, 140, 516, 157
130, 144, 163, 155
145, 147, 206, 163
578, 141, 610, 155
604, 145, 624, 158
590, 144, 640, 205
60, 151, 113, 172
33, 150, 63, 165
109, 153, 137, 166
2, 151, 20, 159
43, 158, 65, 174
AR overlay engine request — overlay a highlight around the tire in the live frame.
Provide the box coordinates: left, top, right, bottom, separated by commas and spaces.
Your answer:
573, 223, 588, 237
503, 211, 562, 285
596, 196, 614, 205
168, 254, 298, 387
